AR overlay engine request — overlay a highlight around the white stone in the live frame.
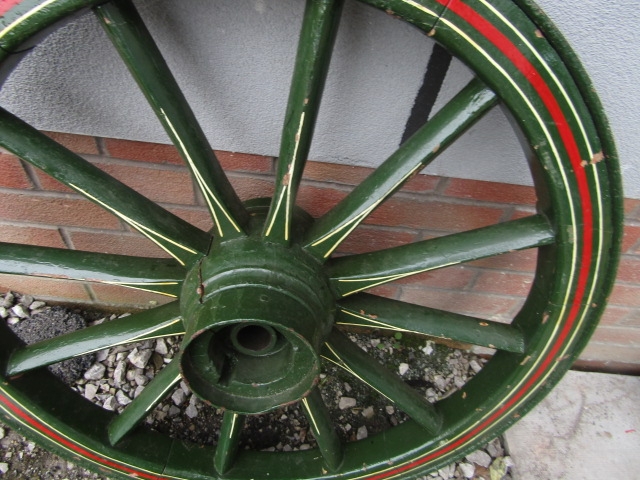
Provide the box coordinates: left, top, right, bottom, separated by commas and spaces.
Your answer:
356, 426, 368, 440
10, 304, 28, 318
155, 338, 169, 355
437, 464, 455, 479
83, 363, 106, 381
84, 383, 99, 401
338, 397, 357, 410
171, 389, 187, 406
398, 363, 410, 376
185, 404, 198, 419
486, 437, 504, 458
28, 301, 46, 310
127, 348, 153, 369
95, 349, 109, 362
0, 462, 8, 474
465, 450, 492, 468
1, 293, 14, 308
113, 360, 127, 387
469, 360, 482, 374
361, 406, 375, 419
116, 390, 132, 406
459, 462, 475, 478
103, 396, 118, 411
180, 381, 191, 395
134, 374, 148, 386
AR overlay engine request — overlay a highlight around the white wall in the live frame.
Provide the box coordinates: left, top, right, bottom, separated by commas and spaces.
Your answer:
1, 0, 638, 198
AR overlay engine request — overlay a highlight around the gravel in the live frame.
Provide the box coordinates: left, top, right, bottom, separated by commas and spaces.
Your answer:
0, 292, 515, 479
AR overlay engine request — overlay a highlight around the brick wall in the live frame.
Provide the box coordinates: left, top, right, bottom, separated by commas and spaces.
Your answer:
0, 133, 638, 372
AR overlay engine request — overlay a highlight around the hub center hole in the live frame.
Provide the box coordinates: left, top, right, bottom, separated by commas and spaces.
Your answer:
232, 324, 276, 354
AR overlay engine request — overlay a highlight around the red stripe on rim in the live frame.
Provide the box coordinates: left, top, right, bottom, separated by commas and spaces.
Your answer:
367, 0, 596, 478
0, 393, 167, 480
0, 0, 23, 17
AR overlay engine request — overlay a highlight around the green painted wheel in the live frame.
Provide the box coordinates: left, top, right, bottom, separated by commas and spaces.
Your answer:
0, 0, 622, 479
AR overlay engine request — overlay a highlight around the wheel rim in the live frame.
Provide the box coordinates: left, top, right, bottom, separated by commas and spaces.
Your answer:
0, 0, 622, 479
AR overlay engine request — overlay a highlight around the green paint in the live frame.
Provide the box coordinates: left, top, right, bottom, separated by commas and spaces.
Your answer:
263, 0, 345, 244
303, 78, 497, 259
0, 0, 622, 478
0, 242, 184, 296
95, 0, 248, 238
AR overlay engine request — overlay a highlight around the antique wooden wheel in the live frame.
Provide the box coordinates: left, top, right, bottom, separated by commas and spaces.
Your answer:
0, 0, 622, 478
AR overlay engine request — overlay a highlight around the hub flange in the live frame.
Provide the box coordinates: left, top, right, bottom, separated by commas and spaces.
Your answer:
179, 201, 335, 414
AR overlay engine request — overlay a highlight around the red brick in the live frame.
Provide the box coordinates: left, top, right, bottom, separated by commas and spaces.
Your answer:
104, 138, 183, 165
473, 271, 534, 297
69, 230, 169, 258
166, 206, 213, 232
365, 198, 505, 233
608, 283, 640, 308
0, 225, 65, 248
33, 168, 74, 193
335, 226, 417, 255
443, 178, 537, 205
393, 265, 476, 290
618, 309, 640, 328
400, 287, 519, 319
302, 161, 439, 194
216, 151, 273, 173
624, 198, 640, 221
297, 184, 348, 218
97, 161, 195, 206
468, 248, 538, 273
0, 192, 122, 230
622, 224, 640, 253
590, 326, 640, 347
0, 274, 91, 302
598, 305, 633, 326
578, 342, 640, 368
402, 173, 440, 193
90, 283, 174, 307
43, 131, 99, 155
0, 154, 32, 189
35, 159, 196, 203
302, 161, 371, 186
508, 208, 537, 221
616, 255, 640, 284
228, 175, 275, 202
364, 284, 400, 300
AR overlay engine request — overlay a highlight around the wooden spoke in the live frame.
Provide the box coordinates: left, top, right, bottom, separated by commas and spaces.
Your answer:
329, 215, 554, 297
302, 388, 343, 471
95, 0, 248, 238
108, 358, 181, 445
323, 329, 442, 435
6, 303, 183, 376
303, 78, 497, 259
214, 411, 246, 474
263, 0, 345, 244
0, 242, 184, 297
337, 294, 525, 353
0, 108, 210, 266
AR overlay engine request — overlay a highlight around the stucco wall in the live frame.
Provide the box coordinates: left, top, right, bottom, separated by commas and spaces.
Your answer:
0, 0, 638, 197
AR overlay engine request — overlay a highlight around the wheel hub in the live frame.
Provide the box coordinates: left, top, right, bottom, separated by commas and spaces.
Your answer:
179, 201, 335, 414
